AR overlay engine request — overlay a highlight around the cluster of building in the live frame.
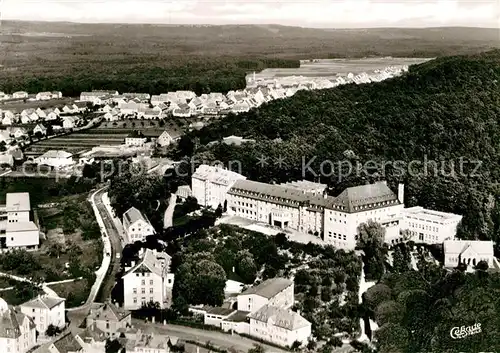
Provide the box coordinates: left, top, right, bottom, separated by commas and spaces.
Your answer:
246, 65, 409, 89
190, 165, 496, 269
0, 294, 66, 353
0, 192, 40, 251
0, 293, 190, 353
0, 103, 85, 127
0, 91, 62, 102
79, 66, 407, 121
192, 278, 311, 348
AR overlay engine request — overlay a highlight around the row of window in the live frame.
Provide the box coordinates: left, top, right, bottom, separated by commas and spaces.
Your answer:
133, 287, 154, 294
132, 297, 153, 304
409, 222, 440, 232
327, 231, 347, 241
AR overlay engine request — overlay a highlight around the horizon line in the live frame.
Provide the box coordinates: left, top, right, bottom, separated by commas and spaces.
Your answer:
1, 19, 498, 30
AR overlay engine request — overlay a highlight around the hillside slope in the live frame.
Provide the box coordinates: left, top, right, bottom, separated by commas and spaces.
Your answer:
191, 49, 500, 245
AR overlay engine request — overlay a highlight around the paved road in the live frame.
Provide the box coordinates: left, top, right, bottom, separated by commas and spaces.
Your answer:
164, 193, 177, 229
94, 187, 123, 302
132, 320, 289, 353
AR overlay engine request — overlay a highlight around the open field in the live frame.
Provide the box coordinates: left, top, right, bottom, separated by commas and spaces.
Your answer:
250, 57, 432, 80
0, 97, 76, 112
0, 22, 497, 96
25, 119, 184, 155
48, 279, 89, 307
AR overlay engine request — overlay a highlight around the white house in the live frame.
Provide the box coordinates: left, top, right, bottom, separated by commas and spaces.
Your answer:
0, 192, 40, 250
35, 108, 47, 119
8, 127, 28, 140
192, 164, 246, 210
225, 279, 244, 295
157, 131, 175, 147
33, 124, 47, 136
0, 297, 37, 353
20, 295, 65, 336
125, 134, 147, 147
122, 207, 155, 243
62, 117, 77, 129
2, 115, 13, 126
402, 206, 462, 244
86, 302, 131, 339
443, 240, 495, 268
248, 304, 311, 348
36, 92, 53, 100
237, 278, 294, 313
13, 91, 28, 99
48, 332, 83, 353
122, 249, 175, 310
35, 150, 74, 169
104, 112, 119, 121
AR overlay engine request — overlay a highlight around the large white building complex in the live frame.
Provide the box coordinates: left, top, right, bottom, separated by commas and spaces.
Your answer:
0, 297, 37, 353
227, 180, 405, 250
122, 249, 175, 310
0, 192, 40, 250
19, 295, 65, 336
122, 207, 155, 243
192, 164, 246, 209
402, 206, 462, 244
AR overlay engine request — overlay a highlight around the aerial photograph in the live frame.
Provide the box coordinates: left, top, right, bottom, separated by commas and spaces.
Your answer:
0, 0, 498, 352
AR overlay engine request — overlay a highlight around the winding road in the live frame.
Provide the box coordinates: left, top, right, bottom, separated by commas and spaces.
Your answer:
164, 193, 177, 229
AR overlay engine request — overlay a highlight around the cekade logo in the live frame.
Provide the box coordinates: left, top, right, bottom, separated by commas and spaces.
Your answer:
450, 323, 482, 339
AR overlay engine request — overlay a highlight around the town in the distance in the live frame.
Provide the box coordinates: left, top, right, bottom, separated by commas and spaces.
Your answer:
0, 20, 498, 353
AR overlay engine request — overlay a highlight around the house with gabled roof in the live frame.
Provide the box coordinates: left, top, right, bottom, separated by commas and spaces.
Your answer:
237, 278, 294, 313
122, 248, 175, 310
12, 91, 28, 99
86, 301, 131, 339
35, 108, 47, 119
248, 304, 311, 347
20, 294, 65, 336
33, 124, 47, 136
444, 240, 495, 269
0, 297, 37, 353
48, 332, 83, 353
122, 206, 155, 243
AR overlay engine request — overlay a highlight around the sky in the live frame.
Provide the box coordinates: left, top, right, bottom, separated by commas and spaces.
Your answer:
1, 0, 499, 28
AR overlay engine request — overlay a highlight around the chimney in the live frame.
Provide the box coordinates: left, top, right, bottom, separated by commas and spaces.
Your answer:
131, 261, 135, 267
151, 316, 155, 324
232, 266, 235, 273
398, 184, 404, 204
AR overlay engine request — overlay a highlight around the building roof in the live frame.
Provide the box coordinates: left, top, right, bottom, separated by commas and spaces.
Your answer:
123, 249, 171, 278
52, 332, 83, 353
0, 299, 35, 339
444, 240, 494, 257
6, 221, 39, 233
280, 180, 327, 193
249, 304, 310, 331
21, 295, 64, 310
39, 150, 73, 159
403, 206, 462, 223
6, 192, 30, 212
206, 307, 236, 316
123, 207, 149, 225
223, 310, 250, 323
239, 278, 293, 299
88, 302, 131, 322
333, 181, 399, 212
192, 164, 246, 186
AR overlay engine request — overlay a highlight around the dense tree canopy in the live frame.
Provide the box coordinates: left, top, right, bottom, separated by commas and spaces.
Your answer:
188, 50, 500, 249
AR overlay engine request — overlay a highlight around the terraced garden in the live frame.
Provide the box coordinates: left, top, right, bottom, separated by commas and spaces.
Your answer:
25, 119, 183, 155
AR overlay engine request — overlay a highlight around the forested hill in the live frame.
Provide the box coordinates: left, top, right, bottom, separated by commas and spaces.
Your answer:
189, 49, 500, 246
